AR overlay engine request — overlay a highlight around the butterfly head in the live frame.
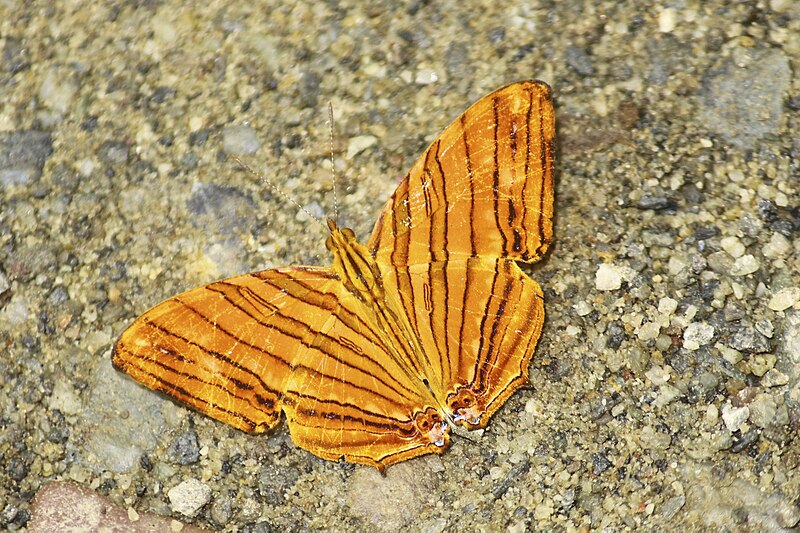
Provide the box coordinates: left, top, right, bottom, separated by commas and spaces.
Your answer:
324, 219, 357, 250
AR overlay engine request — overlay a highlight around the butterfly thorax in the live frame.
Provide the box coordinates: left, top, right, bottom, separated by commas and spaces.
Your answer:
325, 219, 384, 300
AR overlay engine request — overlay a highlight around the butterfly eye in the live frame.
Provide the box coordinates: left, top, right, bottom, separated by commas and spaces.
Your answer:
342, 228, 356, 241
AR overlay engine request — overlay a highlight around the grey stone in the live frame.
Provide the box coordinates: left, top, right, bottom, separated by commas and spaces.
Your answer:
186, 183, 257, 237
698, 47, 791, 149
727, 326, 771, 354
0, 131, 52, 186
167, 429, 200, 465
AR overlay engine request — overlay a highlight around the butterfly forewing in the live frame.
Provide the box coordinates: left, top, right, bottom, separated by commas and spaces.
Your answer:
113, 271, 307, 433
368, 80, 555, 266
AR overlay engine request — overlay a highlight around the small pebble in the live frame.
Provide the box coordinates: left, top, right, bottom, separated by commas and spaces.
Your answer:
761, 368, 789, 387
167, 430, 200, 465
763, 233, 791, 258
637, 321, 661, 341
731, 254, 760, 276
346, 135, 378, 159
661, 494, 686, 520
592, 453, 612, 475
0, 270, 9, 294
0, 130, 53, 186
756, 319, 774, 338
658, 297, 678, 316
720, 236, 745, 258
667, 255, 689, 276
653, 384, 681, 408
705, 404, 720, 426
727, 327, 771, 353
595, 263, 622, 291
639, 425, 671, 450
768, 287, 800, 311
644, 365, 671, 386
415, 69, 439, 85
221, 125, 260, 155
721, 403, 750, 432
168, 478, 211, 517
749, 353, 776, 377
658, 8, 677, 32
574, 300, 592, 316
748, 393, 778, 428
683, 322, 715, 350
39, 67, 78, 114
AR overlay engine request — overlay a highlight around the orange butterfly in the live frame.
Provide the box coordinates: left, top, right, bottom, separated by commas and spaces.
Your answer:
113, 80, 555, 470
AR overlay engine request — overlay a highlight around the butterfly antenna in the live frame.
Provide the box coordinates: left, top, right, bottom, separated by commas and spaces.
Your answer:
328, 102, 339, 223
230, 155, 327, 231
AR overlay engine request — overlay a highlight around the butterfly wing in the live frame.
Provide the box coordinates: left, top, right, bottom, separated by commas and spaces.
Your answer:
367, 80, 555, 428
367, 80, 555, 267
381, 257, 544, 427
113, 80, 555, 467
113, 267, 446, 468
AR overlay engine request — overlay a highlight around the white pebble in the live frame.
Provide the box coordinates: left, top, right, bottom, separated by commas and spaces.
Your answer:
721, 403, 749, 433
658, 297, 678, 316
720, 236, 745, 258
222, 125, 260, 155
637, 321, 661, 341
346, 135, 378, 159
415, 69, 439, 85
717, 343, 743, 365
683, 322, 715, 350
761, 368, 789, 387
763, 233, 790, 258
0, 294, 29, 326
704, 404, 719, 426
168, 478, 211, 517
39, 67, 78, 114
644, 365, 671, 386
573, 300, 592, 316
748, 394, 777, 428
731, 254, 759, 276
49, 380, 82, 416
768, 287, 799, 311
658, 8, 678, 32
595, 263, 622, 291
653, 384, 681, 408
728, 169, 745, 182
667, 255, 689, 276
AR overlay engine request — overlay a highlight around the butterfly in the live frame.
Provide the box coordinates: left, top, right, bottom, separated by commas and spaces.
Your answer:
112, 80, 555, 470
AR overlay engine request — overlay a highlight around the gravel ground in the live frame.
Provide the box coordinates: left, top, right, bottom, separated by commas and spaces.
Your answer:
1, 1, 799, 531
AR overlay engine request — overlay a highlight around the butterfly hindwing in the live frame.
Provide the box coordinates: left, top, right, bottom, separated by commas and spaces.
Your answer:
367, 80, 554, 429
380, 257, 545, 427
